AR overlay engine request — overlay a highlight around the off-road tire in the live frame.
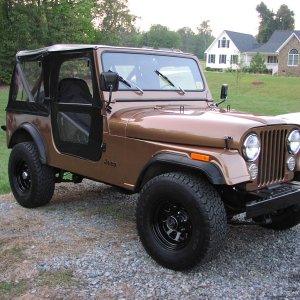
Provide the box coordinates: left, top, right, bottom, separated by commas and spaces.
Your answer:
8, 142, 55, 208
254, 205, 300, 230
136, 172, 227, 270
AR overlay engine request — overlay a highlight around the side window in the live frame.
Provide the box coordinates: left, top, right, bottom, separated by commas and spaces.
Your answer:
56, 58, 94, 145
14, 71, 26, 102
12, 61, 44, 103
58, 58, 93, 101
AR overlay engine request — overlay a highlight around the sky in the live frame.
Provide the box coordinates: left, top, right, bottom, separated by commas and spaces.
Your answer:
127, 0, 300, 37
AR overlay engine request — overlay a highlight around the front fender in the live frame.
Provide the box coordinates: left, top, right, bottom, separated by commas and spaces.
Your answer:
137, 149, 251, 191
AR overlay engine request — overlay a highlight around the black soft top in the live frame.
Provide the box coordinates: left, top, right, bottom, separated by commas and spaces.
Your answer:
16, 44, 188, 61
16, 44, 101, 61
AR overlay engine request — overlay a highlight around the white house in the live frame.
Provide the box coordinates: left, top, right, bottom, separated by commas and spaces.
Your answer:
205, 30, 258, 70
205, 30, 300, 76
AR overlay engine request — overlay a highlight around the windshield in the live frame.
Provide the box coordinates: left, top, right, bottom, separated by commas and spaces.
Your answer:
101, 52, 204, 92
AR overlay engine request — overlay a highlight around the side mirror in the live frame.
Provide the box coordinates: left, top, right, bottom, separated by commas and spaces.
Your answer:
100, 71, 119, 92
220, 84, 228, 100
100, 72, 119, 113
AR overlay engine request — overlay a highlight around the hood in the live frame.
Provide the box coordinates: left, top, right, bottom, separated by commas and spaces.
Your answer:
110, 105, 290, 149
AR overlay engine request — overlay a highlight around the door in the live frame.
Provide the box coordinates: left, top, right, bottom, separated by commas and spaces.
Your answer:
51, 53, 103, 161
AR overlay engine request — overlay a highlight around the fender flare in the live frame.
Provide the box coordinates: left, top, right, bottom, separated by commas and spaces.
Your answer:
137, 153, 225, 190
9, 123, 47, 164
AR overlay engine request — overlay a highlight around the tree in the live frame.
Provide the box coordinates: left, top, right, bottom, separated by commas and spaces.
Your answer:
275, 4, 294, 30
0, 0, 97, 84
142, 24, 180, 49
250, 53, 266, 73
256, 2, 295, 43
256, 2, 276, 43
195, 20, 214, 59
177, 27, 196, 53
93, 0, 138, 46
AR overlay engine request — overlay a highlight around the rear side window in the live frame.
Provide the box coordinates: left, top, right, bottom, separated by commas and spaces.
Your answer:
12, 61, 44, 103
8, 60, 48, 115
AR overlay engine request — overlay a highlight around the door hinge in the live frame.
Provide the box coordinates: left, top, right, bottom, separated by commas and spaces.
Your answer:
101, 143, 106, 152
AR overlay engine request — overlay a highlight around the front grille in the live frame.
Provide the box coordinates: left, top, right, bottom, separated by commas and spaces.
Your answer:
257, 128, 287, 187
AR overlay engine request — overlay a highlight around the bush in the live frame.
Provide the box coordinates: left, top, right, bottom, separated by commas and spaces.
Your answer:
205, 67, 223, 72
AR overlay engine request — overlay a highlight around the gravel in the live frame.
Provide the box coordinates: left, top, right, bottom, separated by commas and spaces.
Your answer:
0, 179, 299, 299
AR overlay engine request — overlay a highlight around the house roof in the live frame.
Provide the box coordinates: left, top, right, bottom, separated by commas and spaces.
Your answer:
224, 30, 259, 52
247, 30, 300, 53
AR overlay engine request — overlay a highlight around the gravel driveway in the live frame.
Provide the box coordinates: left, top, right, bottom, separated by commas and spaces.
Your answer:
0, 180, 299, 299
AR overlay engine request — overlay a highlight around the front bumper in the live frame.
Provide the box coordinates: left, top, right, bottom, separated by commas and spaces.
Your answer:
246, 181, 300, 219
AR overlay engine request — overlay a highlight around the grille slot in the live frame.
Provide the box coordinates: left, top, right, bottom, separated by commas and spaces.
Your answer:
257, 129, 287, 187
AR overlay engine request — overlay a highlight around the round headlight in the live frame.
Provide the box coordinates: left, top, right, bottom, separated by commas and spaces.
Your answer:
287, 130, 300, 154
243, 134, 261, 161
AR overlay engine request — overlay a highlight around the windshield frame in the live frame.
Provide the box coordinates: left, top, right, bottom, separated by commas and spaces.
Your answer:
100, 50, 206, 93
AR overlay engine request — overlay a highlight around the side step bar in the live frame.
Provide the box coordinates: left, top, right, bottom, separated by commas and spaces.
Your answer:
246, 181, 300, 219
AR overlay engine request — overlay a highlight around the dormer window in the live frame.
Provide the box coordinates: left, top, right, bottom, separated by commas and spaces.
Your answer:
218, 37, 230, 48
288, 49, 299, 66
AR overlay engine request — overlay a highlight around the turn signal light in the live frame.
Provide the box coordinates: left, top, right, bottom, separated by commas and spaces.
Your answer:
191, 153, 211, 162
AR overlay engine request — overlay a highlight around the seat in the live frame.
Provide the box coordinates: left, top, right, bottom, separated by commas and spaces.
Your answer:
57, 77, 92, 104
56, 78, 92, 143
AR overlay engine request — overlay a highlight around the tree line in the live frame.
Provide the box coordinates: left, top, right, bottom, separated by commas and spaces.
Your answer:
256, 2, 295, 43
0, 0, 214, 84
0, 1, 295, 84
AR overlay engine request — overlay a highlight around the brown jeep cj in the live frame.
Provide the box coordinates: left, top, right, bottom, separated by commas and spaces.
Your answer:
2, 44, 300, 270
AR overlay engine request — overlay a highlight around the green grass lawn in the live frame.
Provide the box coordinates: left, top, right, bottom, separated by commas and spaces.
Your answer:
0, 73, 300, 194
0, 87, 11, 194
205, 71, 300, 115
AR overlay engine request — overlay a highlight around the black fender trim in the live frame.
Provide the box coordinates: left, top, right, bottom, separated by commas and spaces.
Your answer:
139, 153, 225, 187
9, 123, 47, 164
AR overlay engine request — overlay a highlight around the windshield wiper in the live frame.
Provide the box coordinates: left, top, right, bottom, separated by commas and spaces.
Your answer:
118, 75, 144, 94
154, 70, 185, 94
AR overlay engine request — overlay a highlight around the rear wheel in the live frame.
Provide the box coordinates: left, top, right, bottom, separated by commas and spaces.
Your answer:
8, 142, 55, 208
136, 172, 227, 270
253, 205, 300, 230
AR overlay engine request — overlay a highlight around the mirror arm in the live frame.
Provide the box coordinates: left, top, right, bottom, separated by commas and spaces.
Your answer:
106, 85, 113, 113
216, 99, 226, 107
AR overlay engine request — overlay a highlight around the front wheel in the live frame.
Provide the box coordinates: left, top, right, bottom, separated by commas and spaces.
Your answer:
136, 172, 227, 270
8, 142, 55, 208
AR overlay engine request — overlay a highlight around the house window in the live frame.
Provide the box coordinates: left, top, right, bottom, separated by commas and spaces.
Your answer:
267, 56, 278, 63
208, 54, 215, 64
230, 55, 238, 64
219, 55, 227, 64
221, 37, 226, 48
218, 37, 229, 48
288, 49, 299, 66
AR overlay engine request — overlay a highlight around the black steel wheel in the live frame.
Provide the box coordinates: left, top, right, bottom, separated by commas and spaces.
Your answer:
136, 172, 227, 270
8, 142, 55, 208
153, 201, 192, 250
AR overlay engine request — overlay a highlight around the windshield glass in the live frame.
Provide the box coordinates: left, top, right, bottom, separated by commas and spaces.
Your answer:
101, 52, 204, 91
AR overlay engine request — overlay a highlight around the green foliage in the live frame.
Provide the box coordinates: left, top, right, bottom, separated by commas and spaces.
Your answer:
0, 0, 96, 84
142, 24, 180, 49
94, 0, 138, 46
0, 87, 11, 194
176, 21, 214, 59
256, 2, 295, 43
249, 53, 267, 73
275, 4, 295, 30
0, 0, 215, 83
